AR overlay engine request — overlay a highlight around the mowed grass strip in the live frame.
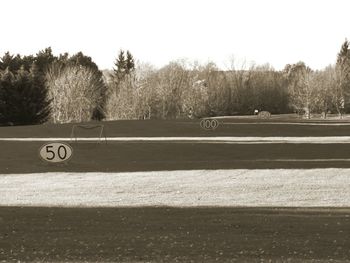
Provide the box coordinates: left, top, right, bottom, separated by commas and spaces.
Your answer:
2, 118, 350, 138
1, 207, 350, 262
2, 141, 350, 174
1, 169, 350, 207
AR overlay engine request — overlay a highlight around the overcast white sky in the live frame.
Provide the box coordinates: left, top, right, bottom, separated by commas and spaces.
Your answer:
1, 0, 349, 70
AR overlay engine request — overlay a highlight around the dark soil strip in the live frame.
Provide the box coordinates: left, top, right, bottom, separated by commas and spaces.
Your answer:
2, 142, 350, 173
0, 207, 350, 262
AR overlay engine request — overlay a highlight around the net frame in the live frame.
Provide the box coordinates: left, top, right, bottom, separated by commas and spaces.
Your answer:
70, 124, 107, 143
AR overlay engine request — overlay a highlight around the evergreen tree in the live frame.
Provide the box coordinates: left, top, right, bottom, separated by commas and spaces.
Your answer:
35, 47, 56, 73
0, 68, 15, 124
114, 50, 126, 80
68, 52, 100, 73
21, 55, 35, 71
336, 39, 350, 112
126, 50, 135, 74
28, 63, 51, 123
0, 52, 14, 71
0, 64, 51, 125
0, 52, 36, 71
337, 39, 349, 65
0, 52, 22, 71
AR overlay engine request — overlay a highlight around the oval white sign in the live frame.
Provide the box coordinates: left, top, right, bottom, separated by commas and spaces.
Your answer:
39, 142, 73, 163
200, 118, 219, 131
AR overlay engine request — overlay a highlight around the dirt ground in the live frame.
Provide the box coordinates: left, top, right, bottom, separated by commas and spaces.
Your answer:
1, 207, 350, 262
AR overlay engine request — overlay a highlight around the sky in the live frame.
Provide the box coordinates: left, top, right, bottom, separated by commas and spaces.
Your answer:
1, 0, 349, 70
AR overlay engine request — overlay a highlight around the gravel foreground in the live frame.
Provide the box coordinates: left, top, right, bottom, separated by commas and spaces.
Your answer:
1, 169, 350, 207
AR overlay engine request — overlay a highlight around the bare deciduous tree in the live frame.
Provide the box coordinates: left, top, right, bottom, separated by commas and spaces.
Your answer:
105, 73, 138, 120
46, 64, 105, 123
154, 61, 191, 119
284, 62, 316, 118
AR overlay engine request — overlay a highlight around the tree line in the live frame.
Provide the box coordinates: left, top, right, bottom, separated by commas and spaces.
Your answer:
0, 40, 349, 125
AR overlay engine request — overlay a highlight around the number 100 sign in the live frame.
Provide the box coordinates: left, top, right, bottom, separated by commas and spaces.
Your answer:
39, 142, 73, 163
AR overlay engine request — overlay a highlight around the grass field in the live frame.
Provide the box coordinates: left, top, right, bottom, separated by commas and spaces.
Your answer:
2, 117, 350, 262
2, 142, 350, 174
2, 116, 350, 138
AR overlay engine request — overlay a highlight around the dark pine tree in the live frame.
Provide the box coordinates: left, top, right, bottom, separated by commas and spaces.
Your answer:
336, 39, 350, 111
0, 52, 19, 71
337, 39, 349, 66
0, 52, 14, 71
21, 55, 35, 71
0, 64, 51, 125
28, 63, 51, 123
126, 50, 135, 74
0, 68, 15, 125
114, 50, 126, 80
0, 52, 35, 72
68, 52, 100, 73
35, 47, 57, 73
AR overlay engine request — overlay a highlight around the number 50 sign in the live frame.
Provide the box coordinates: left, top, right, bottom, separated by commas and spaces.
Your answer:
39, 142, 73, 163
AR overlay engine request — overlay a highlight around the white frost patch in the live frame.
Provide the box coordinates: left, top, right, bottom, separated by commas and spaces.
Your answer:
1, 169, 350, 207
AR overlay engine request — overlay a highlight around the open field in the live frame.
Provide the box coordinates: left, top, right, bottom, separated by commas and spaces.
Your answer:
2, 118, 350, 262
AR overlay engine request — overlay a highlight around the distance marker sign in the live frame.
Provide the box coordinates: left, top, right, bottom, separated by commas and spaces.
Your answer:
200, 118, 219, 131
39, 142, 73, 163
